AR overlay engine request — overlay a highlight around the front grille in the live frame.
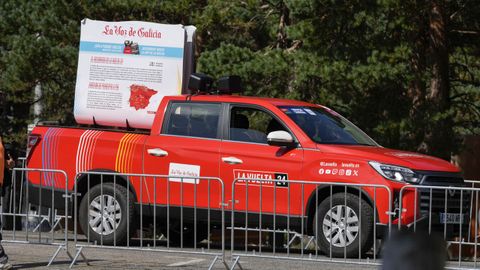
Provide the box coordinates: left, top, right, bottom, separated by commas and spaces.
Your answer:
416, 172, 471, 237
422, 175, 464, 186
419, 188, 471, 216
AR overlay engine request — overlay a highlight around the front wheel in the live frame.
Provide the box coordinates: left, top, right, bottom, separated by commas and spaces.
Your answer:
314, 193, 374, 258
79, 183, 136, 245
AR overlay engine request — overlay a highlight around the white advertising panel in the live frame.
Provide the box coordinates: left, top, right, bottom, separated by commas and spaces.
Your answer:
168, 163, 200, 184
74, 19, 185, 129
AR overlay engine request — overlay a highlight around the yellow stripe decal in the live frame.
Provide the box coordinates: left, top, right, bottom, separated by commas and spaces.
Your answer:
115, 134, 131, 172
129, 135, 143, 172
123, 133, 136, 172
123, 134, 135, 172
121, 134, 132, 172
115, 134, 142, 173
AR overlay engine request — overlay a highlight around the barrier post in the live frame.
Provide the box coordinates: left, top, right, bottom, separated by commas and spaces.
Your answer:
69, 171, 229, 269
1, 168, 75, 267
229, 178, 392, 269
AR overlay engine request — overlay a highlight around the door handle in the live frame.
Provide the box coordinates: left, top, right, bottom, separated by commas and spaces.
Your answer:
222, 156, 243, 165
147, 148, 168, 157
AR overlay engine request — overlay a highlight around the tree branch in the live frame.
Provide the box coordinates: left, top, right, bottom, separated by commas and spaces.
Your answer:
450, 29, 480, 35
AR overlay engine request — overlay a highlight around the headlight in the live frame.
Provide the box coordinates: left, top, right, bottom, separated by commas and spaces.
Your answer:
369, 161, 421, 183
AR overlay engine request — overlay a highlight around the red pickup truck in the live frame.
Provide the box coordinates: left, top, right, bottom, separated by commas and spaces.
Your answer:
26, 82, 465, 257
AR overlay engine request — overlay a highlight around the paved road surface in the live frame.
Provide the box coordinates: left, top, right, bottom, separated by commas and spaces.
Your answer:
3, 243, 379, 270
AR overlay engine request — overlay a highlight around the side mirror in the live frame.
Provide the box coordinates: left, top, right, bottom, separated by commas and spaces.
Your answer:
267, 131, 296, 147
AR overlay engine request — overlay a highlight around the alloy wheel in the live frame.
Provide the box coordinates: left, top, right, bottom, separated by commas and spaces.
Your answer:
88, 194, 122, 235
322, 205, 359, 247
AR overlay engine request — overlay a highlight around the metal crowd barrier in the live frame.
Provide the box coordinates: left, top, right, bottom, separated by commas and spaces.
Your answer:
17, 157, 26, 169
229, 178, 393, 269
70, 171, 229, 269
0, 168, 74, 266
4, 167, 480, 269
398, 183, 480, 269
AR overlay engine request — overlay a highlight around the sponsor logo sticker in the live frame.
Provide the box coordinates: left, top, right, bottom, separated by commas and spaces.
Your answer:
234, 170, 289, 187
318, 161, 361, 177
291, 108, 307, 114
304, 108, 317, 116
168, 163, 200, 184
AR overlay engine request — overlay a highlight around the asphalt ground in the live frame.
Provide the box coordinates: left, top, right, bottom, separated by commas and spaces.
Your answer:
0, 229, 383, 269
2, 239, 480, 269
0, 230, 478, 269
2, 242, 379, 270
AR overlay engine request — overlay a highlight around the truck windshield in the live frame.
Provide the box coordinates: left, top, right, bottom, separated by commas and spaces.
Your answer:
279, 106, 378, 146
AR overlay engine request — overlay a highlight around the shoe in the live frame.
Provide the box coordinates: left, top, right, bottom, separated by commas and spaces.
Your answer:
0, 263, 11, 270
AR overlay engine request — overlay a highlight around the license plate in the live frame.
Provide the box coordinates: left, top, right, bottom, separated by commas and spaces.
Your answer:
439, 213, 465, 224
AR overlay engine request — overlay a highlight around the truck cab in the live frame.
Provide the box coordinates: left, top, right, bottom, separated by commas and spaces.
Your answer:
144, 93, 463, 256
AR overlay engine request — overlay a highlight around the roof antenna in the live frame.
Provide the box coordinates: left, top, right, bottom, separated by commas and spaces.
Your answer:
92, 116, 99, 127
126, 119, 134, 131
186, 90, 200, 101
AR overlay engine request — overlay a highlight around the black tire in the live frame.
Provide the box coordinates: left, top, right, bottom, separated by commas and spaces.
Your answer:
79, 183, 136, 245
313, 193, 374, 258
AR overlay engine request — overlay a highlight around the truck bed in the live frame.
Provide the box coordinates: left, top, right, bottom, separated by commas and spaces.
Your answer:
28, 125, 149, 191
35, 124, 150, 135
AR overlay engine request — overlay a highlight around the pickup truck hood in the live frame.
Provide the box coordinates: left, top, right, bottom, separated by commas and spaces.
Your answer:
316, 144, 460, 173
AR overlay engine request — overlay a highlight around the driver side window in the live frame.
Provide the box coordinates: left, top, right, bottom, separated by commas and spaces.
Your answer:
229, 107, 287, 144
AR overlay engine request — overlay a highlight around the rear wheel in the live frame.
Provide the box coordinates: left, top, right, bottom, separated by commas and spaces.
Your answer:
79, 183, 136, 245
314, 193, 374, 258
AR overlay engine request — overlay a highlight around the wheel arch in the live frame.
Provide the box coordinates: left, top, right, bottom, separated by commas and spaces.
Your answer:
75, 169, 138, 205
305, 185, 379, 235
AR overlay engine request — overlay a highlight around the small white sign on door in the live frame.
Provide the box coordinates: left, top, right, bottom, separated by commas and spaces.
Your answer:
168, 162, 200, 184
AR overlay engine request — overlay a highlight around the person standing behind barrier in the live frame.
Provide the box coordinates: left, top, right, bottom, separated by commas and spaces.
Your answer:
1, 143, 17, 231
0, 136, 12, 269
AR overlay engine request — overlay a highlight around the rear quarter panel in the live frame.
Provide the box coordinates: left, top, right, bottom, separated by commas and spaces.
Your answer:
28, 127, 147, 195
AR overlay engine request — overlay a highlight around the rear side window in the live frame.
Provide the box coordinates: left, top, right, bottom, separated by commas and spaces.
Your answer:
163, 103, 221, 139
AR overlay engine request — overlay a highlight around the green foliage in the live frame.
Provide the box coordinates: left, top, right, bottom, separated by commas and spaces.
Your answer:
0, 0, 479, 159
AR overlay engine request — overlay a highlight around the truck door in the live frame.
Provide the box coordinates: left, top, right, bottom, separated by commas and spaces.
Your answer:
143, 101, 223, 212
219, 105, 304, 227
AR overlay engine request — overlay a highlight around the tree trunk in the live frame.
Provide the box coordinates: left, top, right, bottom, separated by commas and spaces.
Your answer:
428, 0, 450, 108
408, 1, 428, 152
423, 0, 453, 159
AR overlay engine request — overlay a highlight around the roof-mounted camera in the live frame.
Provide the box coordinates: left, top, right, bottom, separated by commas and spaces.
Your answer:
217, 75, 243, 94
187, 73, 244, 96
188, 73, 214, 93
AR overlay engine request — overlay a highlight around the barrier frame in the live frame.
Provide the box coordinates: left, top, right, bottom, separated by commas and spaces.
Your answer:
229, 178, 393, 270
2, 168, 75, 266
70, 171, 229, 269
398, 183, 480, 270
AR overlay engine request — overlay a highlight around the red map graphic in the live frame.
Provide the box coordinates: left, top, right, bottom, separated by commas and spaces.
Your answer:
129, 85, 158, 110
